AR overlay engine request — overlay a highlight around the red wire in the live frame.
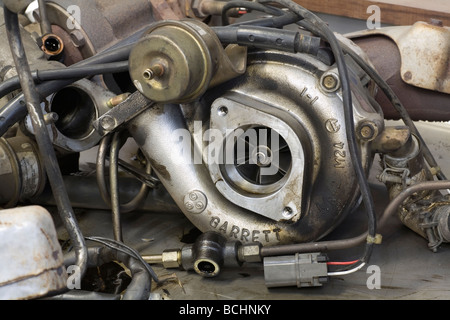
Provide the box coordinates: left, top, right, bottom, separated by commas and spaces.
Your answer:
326, 259, 360, 266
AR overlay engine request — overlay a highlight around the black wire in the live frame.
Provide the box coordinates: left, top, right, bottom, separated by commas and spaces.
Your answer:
3, 6, 89, 278
257, 0, 377, 266
0, 61, 129, 99
85, 236, 160, 283
221, 1, 285, 26
0, 43, 134, 137
37, 0, 52, 36
337, 41, 447, 181
230, 10, 301, 28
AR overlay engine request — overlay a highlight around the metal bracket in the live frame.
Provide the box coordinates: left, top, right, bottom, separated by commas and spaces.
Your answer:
93, 91, 154, 136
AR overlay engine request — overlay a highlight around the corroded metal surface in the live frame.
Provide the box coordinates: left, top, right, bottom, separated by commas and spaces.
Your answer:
351, 33, 450, 121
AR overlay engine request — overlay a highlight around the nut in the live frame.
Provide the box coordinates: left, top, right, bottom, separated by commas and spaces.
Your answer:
162, 249, 181, 269
238, 243, 262, 263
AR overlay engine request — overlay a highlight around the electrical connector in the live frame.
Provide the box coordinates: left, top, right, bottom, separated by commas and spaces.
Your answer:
263, 252, 329, 288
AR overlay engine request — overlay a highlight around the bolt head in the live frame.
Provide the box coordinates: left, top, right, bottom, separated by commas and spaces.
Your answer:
322, 74, 339, 91
100, 115, 117, 131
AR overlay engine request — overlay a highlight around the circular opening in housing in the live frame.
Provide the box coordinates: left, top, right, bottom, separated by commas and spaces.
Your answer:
194, 259, 220, 277
44, 37, 61, 52
217, 106, 228, 117
51, 87, 96, 140
233, 126, 292, 186
41, 34, 64, 56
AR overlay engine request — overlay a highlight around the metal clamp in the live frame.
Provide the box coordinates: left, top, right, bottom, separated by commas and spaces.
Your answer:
93, 91, 154, 136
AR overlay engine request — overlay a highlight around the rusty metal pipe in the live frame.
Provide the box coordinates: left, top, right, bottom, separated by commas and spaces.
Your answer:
352, 35, 450, 122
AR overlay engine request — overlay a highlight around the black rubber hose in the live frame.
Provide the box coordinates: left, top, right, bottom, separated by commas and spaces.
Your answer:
222, 1, 283, 26
37, 0, 52, 36
212, 25, 321, 55
230, 10, 301, 28
0, 61, 129, 99
62, 246, 152, 300
4, 6, 88, 278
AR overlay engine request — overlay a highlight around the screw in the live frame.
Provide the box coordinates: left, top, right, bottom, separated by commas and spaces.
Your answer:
189, 192, 198, 201
217, 106, 228, 117
185, 202, 194, 211
195, 202, 204, 210
322, 74, 339, 91
107, 93, 131, 108
100, 115, 117, 131
43, 112, 59, 125
282, 206, 294, 219
358, 121, 378, 141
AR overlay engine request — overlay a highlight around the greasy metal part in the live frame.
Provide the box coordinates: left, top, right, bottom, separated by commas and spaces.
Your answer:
129, 20, 246, 103
383, 135, 423, 177
1, 0, 34, 14
4, 6, 87, 281
148, 0, 186, 21
433, 205, 450, 243
143, 231, 262, 276
33, 175, 179, 213
349, 30, 450, 121
0, 206, 67, 300
263, 253, 328, 288
94, 91, 155, 137
237, 242, 262, 263
382, 180, 450, 250
0, 42, 135, 139
371, 126, 411, 154
0, 136, 45, 208
23, 79, 116, 152
0, 8, 63, 87
40, 33, 64, 57
208, 96, 307, 222
43, 0, 158, 60
63, 246, 152, 300
351, 22, 450, 94
191, 232, 227, 277
107, 93, 131, 109
377, 130, 450, 251
128, 48, 382, 244
95, 134, 152, 214
192, 0, 241, 18
110, 131, 125, 242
